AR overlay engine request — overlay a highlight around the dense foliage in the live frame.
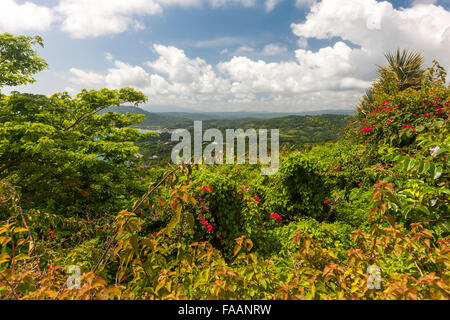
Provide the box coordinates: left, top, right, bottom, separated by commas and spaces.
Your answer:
0, 34, 448, 300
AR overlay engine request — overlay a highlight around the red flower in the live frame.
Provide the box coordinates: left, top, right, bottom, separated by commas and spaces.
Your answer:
201, 186, 214, 193
199, 217, 215, 234
385, 120, 391, 126
48, 228, 55, 239
361, 126, 375, 133
323, 200, 329, 205
270, 214, 283, 223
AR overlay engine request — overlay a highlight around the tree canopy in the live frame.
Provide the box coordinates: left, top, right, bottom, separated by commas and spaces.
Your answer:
0, 33, 155, 216
0, 33, 48, 88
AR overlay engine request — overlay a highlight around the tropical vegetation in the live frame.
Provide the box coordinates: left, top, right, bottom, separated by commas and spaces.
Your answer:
0, 34, 448, 300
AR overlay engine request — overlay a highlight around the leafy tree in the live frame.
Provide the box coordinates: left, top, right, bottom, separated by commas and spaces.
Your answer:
0, 34, 155, 216
0, 33, 48, 88
357, 49, 426, 117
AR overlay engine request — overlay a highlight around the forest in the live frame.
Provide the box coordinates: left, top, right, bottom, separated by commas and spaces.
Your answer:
0, 33, 448, 300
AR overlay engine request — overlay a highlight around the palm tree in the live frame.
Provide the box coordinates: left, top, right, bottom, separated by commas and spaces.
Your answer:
356, 49, 426, 118
378, 49, 425, 91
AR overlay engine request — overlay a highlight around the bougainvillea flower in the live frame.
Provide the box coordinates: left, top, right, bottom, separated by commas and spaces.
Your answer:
361, 126, 375, 133
429, 146, 440, 154
270, 214, 283, 223
199, 217, 215, 234
202, 186, 214, 193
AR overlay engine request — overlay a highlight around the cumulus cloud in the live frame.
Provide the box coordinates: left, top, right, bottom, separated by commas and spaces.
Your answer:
56, 0, 257, 38
70, 61, 152, 88
0, 0, 259, 38
146, 44, 230, 94
55, 0, 163, 38
218, 41, 370, 95
69, 41, 371, 111
291, 0, 450, 78
69, 68, 107, 86
47, 0, 450, 111
0, 0, 53, 32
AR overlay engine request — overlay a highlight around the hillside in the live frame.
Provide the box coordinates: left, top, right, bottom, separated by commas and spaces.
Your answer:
135, 113, 352, 164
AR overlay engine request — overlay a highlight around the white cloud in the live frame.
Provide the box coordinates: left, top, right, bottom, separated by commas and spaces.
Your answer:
70, 60, 152, 88
55, 0, 257, 38
146, 44, 230, 93
69, 68, 106, 86
291, 0, 450, 77
106, 61, 152, 88
56, 0, 163, 38
233, 46, 255, 55
0, 0, 53, 32
70, 40, 370, 111
262, 44, 288, 56
218, 41, 370, 95
65, 0, 450, 112
265, 0, 282, 12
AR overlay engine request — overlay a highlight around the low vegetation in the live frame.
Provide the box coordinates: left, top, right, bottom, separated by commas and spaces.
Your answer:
0, 34, 448, 300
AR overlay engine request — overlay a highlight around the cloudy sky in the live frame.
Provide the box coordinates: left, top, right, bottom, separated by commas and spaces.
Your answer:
1, 0, 449, 112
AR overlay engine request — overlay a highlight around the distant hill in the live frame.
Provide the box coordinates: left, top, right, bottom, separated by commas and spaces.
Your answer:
123, 106, 353, 164
99, 106, 354, 129
143, 104, 355, 115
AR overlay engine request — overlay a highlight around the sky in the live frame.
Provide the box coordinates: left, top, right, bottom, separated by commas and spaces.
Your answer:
1, 0, 449, 112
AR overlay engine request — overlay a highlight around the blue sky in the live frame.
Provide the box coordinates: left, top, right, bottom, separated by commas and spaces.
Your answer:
1, 0, 450, 112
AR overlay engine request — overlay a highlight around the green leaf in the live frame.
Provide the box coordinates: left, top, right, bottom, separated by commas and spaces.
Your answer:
433, 166, 442, 180
186, 212, 195, 234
